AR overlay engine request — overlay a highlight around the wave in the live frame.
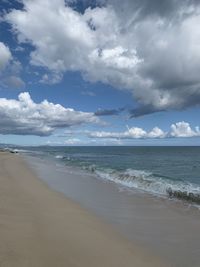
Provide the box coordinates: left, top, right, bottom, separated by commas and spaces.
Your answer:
55, 155, 64, 159
91, 167, 200, 204
21, 149, 200, 205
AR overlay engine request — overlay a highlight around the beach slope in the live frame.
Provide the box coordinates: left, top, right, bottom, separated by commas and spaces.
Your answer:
0, 152, 165, 267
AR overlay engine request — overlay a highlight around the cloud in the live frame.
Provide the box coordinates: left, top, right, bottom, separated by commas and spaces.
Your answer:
0, 42, 25, 89
40, 72, 63, 85
0, 42, 12, 70
169, 121, 200, 138
6, 0, 200, 115
14, 46, 25, 52
89, 126, 165, 139
2, 75, 25, 89
0, 92, 100, 136
88, 121, 200, 139
129, 105, 162, 118
102, 0, 200, 21
95, 107, 124, 116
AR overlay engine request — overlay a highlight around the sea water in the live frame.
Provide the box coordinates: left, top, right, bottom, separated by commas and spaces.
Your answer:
17, 146, 200, 204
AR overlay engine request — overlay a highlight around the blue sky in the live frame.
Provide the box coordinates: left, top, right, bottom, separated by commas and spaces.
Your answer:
0, 0, 200, 145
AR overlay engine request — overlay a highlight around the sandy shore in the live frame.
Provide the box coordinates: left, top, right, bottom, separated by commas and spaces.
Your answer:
0, 152, 166, 267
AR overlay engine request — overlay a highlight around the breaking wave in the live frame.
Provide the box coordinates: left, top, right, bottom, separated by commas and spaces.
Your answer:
89, 167, 200, 204
55, 155, 64, 159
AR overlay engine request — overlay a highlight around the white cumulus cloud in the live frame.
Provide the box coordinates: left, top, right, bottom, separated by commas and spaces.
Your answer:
88, 122, 200, 139
169, 121, 200, 138
5, 0, 200, 115
89, 126, 165, 139
0, 92, 100, 136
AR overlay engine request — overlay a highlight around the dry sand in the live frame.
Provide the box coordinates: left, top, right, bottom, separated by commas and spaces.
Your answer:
0, 152, 166, 267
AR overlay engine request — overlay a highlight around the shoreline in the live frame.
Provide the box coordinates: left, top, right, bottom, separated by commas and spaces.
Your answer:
0, 152, 165, 267
23, 152, 200, 267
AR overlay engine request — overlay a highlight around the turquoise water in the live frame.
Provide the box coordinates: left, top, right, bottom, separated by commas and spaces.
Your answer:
14, 146, 200, 202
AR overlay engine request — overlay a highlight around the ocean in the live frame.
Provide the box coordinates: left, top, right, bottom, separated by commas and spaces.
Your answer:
15, 146, 200, 205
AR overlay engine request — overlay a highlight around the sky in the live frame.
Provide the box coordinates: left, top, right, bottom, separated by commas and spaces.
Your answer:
0, 0, 200, 146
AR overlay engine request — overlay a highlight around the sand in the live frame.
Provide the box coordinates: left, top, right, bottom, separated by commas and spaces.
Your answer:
0, 152, 166, 267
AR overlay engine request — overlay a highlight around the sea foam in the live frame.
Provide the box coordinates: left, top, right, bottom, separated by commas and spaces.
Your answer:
92, 167, 200, 204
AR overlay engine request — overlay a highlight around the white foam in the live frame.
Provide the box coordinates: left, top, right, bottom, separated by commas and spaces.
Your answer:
55, 155, 64, 159
94, 167, 200, 198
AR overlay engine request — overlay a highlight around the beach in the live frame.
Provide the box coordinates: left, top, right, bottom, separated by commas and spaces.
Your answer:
22, 147, 200, 267
0, 151, 165, 267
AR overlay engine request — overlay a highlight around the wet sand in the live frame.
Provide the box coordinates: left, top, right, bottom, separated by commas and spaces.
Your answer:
0, 152, 165, 267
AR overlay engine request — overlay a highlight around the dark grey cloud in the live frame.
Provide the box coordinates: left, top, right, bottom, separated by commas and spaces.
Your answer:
103, 0, 200, 21
95, 107, 124, 116
129, 105, 164, 118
